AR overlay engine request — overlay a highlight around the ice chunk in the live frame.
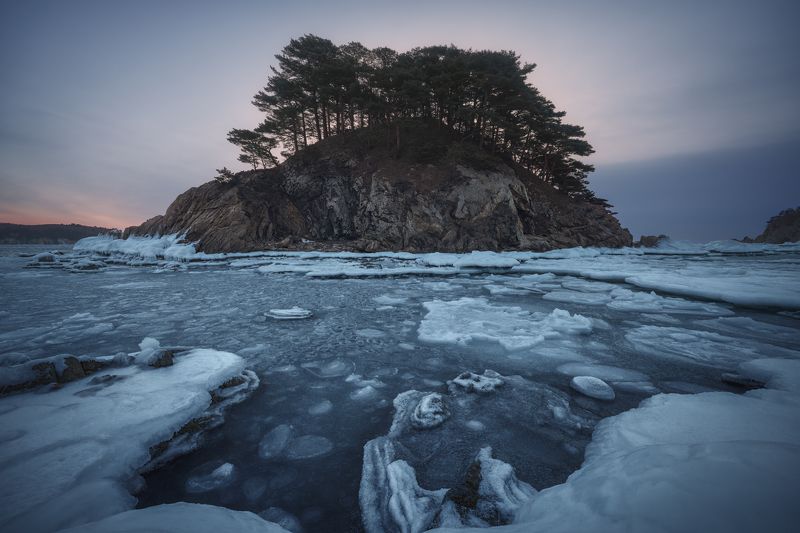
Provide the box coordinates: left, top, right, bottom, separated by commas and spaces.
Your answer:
570, 376, 615, 401
418, 297, 593, 350
626, 325, 799, 368
557, 363, 648, 383
360, 438, 448, 533
185, 462, 236, 493
258, 507, 303, 533
471, 447, 537, 523
301, 359, 354, 378
373, 295, 409, 305
356, 328, 386, 338
258, 424, 293, 459
59, 503, 291, 532
285, 435, 333, 460
242, 477, 268, 502
410, 393, 450, 429
607, 287, 732, 315
350, 385, 380, 401
0, 348, 248, 532
308, 399, 333, 415
449, 370, 504, 393
543, 290, 611, 305
503, 359, 800, 533
266, 307, 313, 320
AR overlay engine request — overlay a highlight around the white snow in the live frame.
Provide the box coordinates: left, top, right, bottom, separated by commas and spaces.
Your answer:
418, 297, 593, 350
58, 503, 290, 533
0, 346, 248, 532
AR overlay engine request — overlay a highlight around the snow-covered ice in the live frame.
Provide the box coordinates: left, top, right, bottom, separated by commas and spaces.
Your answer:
418, 297, 594, 349
1, 238, 799, 532
0, 343, 253, 532
570, 376, 615, 400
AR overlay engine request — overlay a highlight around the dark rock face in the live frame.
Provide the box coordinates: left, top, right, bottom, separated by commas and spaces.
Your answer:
749, 207, 800, 244
635, 235, 668, 248
126, 128, 632, 253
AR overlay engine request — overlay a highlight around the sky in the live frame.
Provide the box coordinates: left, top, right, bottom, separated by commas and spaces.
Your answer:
1, 0, 798, 240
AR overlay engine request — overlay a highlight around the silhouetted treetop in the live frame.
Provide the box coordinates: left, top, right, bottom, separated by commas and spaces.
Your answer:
228, 34, 603, 203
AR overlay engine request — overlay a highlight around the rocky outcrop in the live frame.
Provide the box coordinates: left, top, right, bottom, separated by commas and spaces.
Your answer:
747, 207, 800, 244
126, 125, 632, 253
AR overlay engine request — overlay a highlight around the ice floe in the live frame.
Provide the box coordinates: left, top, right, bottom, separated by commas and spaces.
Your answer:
626, 325, 800, 368
418, 297, 593, 350
359, 370, 594, 532
461, 358, 800, 533
266, 307, 313, 320
0, 345, 254, 532
570, 376, 615, 401
58, 503, 290, 533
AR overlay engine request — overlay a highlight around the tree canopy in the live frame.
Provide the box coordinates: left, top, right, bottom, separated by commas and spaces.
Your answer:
228, 34, 604, 203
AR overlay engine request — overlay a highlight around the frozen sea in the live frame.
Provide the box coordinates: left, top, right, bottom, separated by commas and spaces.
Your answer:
1, 236, 800, 532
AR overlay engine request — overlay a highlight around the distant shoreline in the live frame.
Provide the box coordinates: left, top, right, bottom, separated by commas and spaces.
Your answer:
0, 222, 120, 245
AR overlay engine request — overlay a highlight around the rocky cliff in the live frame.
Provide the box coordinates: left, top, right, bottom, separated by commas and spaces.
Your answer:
748, 207, 800, 244
126, 125, 632, 253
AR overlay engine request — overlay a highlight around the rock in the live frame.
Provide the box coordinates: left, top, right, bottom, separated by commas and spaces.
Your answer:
450, 370, 504, 393
80, 358, 110, 374
721, 372, 765, 390
33, 252, 56, 263
58, 356, 86, 383
411, 393, 450, 429
636, 234, 668, 248
149, 349, 174, 368
124, 124, 632, 253
570, 376, 615, 401
748, 207, 800, 244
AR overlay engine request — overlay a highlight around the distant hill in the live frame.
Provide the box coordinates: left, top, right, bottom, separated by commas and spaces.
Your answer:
0, 223, 120, 244
745, 207, 800, 244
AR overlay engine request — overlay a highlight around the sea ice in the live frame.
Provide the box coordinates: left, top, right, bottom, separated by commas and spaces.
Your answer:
626, 325, 799, 368
418, 297, 593, 350
266, 307, 313, 320
0, 346, 250, 532
570, 376, 615, 401
185, 462, 237, 493
449, 370, 504, 393
308, 399, 333, 415
258, 424, 293, 459
410, 393, 450, 429
58, 503, 290, 533
285, 435, 334, 460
